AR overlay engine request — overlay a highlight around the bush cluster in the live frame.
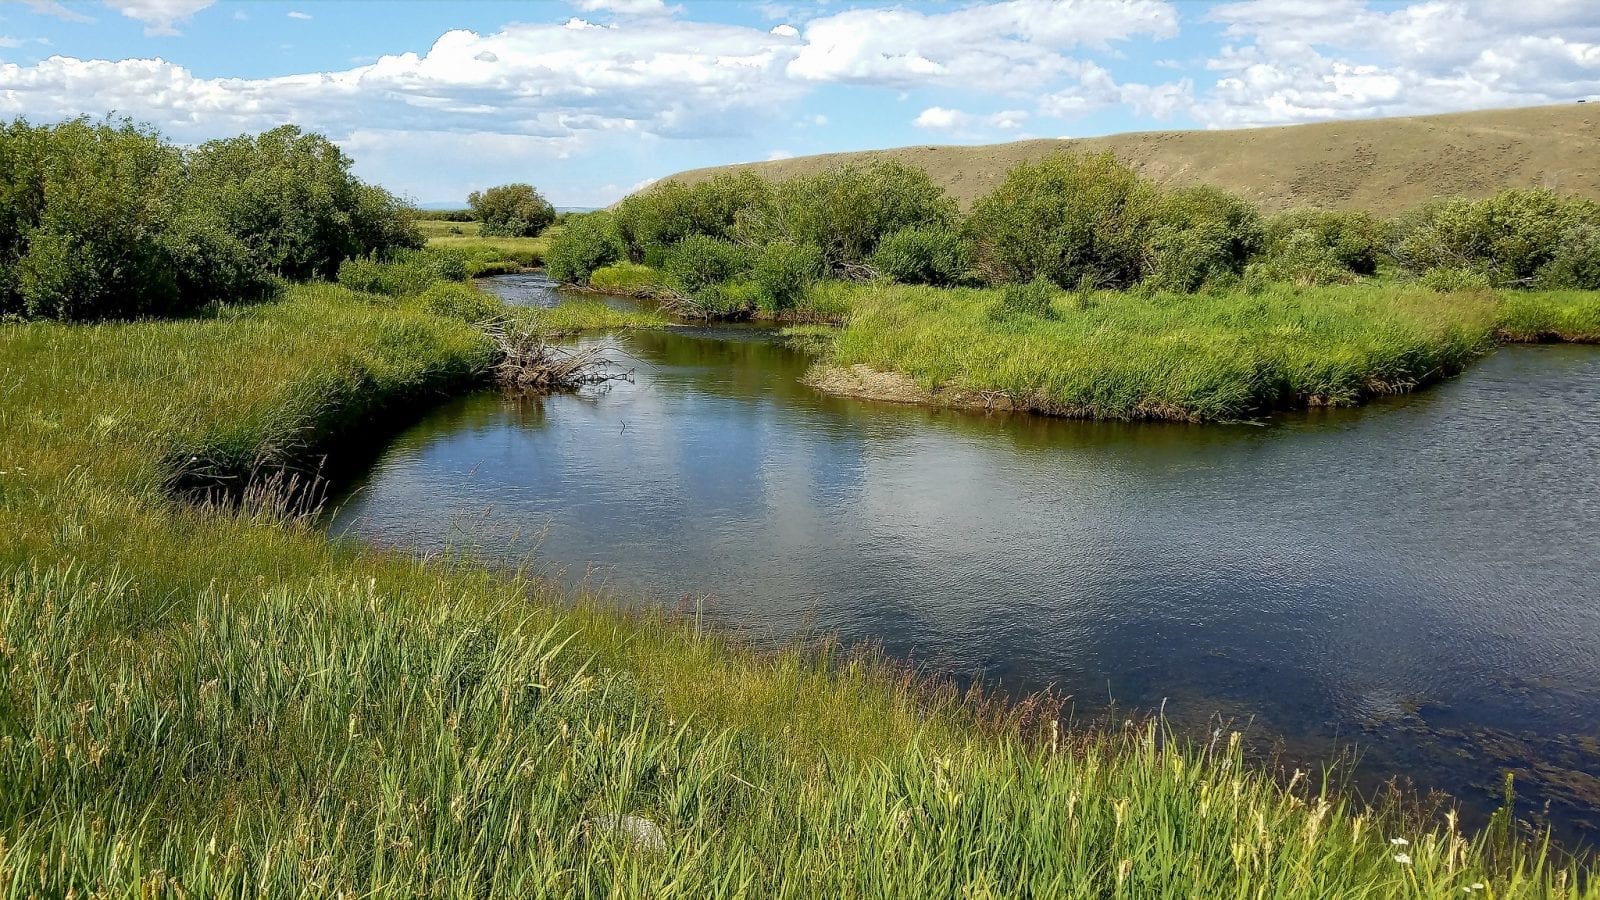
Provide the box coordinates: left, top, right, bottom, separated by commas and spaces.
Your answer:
337, 248, 470, 298
0, 118, 421, 322
545, 150, 1600, 316
467, 183, 557, 238
1391, 189, 1600, 289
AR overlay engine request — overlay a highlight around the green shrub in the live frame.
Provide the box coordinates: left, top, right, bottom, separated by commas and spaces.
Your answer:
467, 183, 556, 238
967, 152, 1161, 289
870, 226, 971, 286
589, 262, 664, 296
992, 277, 1059, 319
752, 240, 823, 311
1144, 186, 1264, 293
614, 173, 773, 260
1534, 222, 1600, 289
337, 248, 467, 297
185, 124, 422, 280
689, 278, 762, 319
661, 234, 751, 295
414, 281, 502, 322
2, 118, 216, 321
1391, 189, 1600, 287
748, 161, 957, 274
545, 212, 626, 284
1263, 209, 1386, 278
1244, 231, 1357, 288
1420, 267, 1494, 293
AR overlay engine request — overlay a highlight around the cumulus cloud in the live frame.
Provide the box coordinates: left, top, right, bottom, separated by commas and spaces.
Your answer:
286, 10, 312, 20
106, 0, 215, 36
1037, 60, 1191, 120
788, 0, 1178, 91
913, 105, 1028, 137
0, 20, 805, 144
1194, 0, 1600, 127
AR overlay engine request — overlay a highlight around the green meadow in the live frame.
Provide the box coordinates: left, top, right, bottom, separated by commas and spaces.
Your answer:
2, 287, 1593, 896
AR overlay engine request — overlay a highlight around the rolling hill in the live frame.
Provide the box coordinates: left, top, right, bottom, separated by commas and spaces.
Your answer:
651, 103, 1599, 215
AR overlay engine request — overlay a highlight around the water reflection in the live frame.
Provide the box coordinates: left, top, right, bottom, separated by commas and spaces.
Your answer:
332, 278, 1600, 841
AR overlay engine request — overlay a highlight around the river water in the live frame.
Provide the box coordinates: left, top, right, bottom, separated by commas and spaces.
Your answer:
330, 274, 1600, 840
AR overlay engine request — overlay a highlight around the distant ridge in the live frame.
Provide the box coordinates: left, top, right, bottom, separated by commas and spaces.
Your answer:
648, 103, 1599, 216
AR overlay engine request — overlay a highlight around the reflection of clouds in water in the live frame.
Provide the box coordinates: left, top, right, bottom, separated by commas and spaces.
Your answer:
331, 339, 1600, 834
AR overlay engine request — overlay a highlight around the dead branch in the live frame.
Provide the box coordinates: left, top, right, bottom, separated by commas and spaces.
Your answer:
484, 319, 634, 391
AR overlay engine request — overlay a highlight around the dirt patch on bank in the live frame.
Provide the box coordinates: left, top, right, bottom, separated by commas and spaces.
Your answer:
804, 364, 1022, 411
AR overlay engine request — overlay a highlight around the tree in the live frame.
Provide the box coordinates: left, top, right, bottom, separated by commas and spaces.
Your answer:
185, 124, 422, 281
966, 152, 1161, 289
467, 183, 557, 238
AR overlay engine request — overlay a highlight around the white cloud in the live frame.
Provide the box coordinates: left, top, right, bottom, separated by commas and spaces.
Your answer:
1037, 60, 1190, 120
106, 0, 214, 36
913, 105, 1028, 136
0, 20, 805, 144
0, 36, 21, 49
572, 0, 676, 15
24, 2, 95, 24
1194, 0, 1600, 127
287, 10, 311, 20
788, 0, 1178, 92
769, 24, 798, 38
766, 149, 794, 160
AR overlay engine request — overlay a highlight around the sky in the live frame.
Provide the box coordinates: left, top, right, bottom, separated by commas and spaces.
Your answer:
2, 0, 1597, 207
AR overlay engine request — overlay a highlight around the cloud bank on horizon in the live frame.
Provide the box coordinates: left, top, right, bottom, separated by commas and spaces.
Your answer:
2, 0, 1597, 205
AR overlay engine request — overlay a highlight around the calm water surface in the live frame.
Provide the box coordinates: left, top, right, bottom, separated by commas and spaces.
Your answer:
333, 274, 1600, 838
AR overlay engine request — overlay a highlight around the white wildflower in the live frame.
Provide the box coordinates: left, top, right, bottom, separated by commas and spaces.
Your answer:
1393, 852, 1412, 865
1390, 837, 1410, 846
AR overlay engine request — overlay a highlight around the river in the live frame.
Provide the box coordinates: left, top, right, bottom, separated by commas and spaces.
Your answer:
330, 273, 1600, 842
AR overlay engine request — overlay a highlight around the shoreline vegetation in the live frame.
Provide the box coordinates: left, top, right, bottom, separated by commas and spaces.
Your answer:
3, 116, 1599, 893
536, 151, 1600, 423
5, 288, 1595, 896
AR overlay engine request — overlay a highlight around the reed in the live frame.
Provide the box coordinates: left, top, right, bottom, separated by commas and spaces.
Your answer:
0, 284, 1592, 896
822, 282, 1506, 421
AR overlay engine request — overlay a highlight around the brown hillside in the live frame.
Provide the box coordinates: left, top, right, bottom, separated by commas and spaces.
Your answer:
652, 104, 1599, 215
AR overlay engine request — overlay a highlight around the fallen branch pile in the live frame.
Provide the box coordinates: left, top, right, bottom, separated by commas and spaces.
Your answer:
484, 319, 634, 391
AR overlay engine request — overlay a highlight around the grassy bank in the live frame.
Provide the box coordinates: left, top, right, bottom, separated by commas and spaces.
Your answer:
420, 218, 556, 267
1, 286, 1593, 895
813, 282, 1600, 422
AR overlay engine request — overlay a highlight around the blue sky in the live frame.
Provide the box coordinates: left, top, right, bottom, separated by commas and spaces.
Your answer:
2, 0, 1597, 206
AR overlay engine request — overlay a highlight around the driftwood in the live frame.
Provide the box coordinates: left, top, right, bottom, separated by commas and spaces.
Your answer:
484, 320, 634, 391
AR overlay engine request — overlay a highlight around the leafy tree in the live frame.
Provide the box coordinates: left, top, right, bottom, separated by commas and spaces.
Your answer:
743, 161, 957, 275
467, 183, 557, 238
966, 152, 1161, 289
1143, 186, 1264, 293
545, 212, 626, 284
614, 173, 773, 261
185, 124, 421, 281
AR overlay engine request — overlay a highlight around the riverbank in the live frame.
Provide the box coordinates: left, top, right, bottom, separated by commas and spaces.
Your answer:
1, 284, 1593, 894
803, 282, 1600, 422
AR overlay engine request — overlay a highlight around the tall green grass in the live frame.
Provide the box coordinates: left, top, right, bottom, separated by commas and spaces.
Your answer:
824, 282, 1508, 421
0, 284, 1593, 895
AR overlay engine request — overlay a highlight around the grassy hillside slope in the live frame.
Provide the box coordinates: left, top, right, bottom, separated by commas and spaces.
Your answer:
655, 104, 1599, 214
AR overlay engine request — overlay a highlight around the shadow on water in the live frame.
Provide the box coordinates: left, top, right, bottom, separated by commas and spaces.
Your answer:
330, 275, 1600, 845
